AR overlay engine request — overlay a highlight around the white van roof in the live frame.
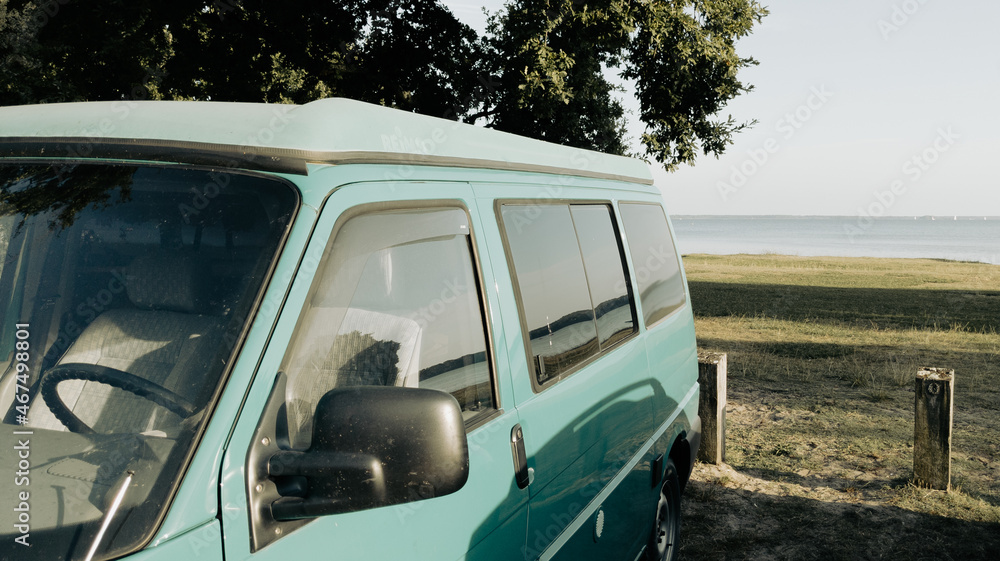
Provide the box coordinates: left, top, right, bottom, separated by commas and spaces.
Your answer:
0, 98, 653, 185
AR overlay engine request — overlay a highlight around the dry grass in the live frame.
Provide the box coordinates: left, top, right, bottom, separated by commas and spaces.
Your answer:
679, 254, 1000, 560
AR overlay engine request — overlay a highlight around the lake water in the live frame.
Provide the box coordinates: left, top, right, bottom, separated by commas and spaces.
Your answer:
670, 216, 1000, 265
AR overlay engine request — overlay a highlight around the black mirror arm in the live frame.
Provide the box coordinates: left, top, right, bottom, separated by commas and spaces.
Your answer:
247, 372, 311, 550
267, 450, 388, 521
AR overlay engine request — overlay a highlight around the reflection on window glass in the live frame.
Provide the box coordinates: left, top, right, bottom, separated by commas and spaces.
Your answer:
501, 203, 635, 387
570, 205, 636, 348
501, 205, 597, 384
0, 216, 11, 280
620, 203, 686, 327
281, 208, 492, 448
0, 163, 296, 561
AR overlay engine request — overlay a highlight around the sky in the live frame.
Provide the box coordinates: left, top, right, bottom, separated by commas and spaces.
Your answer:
441, 0, 1000, 216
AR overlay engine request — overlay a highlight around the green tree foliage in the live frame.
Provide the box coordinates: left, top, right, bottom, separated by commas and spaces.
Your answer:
0, 0, 480, 113
482, 0, 767, 169
168, 0, 483, 114
0, 0, 766, 170
0, 0, 173, 103
341, 0, 483, 118
0, 1, 42, 106
161, 1, 366, 103
0, 164, 134, 232
480, 0, 635, 155
625, 1, 768, 169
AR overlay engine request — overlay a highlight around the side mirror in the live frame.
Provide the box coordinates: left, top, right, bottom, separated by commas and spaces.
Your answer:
246, 374, 469, 549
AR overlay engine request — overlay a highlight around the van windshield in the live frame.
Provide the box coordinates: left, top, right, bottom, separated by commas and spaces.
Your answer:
0, 163, 296, 561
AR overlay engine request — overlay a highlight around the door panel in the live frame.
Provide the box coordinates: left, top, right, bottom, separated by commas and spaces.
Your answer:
516, 343, 657, 558
548, 451, 657, 560
476, 185, 660, 559
220, 180, 527, 561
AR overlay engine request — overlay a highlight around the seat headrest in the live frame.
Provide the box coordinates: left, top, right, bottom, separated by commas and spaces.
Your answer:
124, 252, 207, 313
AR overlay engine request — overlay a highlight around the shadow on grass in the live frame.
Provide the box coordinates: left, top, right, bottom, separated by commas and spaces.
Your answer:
689, 281, 1000, 332
696, 337, 863, 360
680, 475, 1000, 561
693, 336, 1000, 366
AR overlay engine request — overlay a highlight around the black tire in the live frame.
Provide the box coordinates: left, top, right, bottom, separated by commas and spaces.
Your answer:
646, 458, 681, 561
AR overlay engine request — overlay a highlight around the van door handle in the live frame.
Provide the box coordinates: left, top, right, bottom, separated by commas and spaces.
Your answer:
510, 424, 531, 489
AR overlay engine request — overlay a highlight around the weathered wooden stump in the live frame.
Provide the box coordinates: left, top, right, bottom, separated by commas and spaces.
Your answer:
697, 352, 727, 464
914, 367, 954, 491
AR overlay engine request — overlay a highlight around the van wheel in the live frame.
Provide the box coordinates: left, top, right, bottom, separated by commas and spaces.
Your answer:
646, 459, 681, 561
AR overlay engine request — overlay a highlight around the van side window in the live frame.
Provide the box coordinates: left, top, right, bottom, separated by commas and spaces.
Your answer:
570, 205, 637, 348
500, 203, 635, 387
280, 207, 494, 448
619, 203, 686, 327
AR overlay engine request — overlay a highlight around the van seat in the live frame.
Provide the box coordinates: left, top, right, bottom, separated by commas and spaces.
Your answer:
285, 307, 422, 446
29, 252, 222, 435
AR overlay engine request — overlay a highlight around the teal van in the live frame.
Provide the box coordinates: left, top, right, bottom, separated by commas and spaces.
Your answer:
0, 98, 699, 561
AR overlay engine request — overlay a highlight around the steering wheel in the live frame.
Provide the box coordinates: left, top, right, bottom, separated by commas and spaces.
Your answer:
39, 363, 198, 434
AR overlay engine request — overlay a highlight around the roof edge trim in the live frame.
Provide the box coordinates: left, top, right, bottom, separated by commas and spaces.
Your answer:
0, 137, 655, 185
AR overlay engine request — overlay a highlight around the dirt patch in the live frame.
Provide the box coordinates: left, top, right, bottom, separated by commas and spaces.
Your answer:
679, 388, 1000, 561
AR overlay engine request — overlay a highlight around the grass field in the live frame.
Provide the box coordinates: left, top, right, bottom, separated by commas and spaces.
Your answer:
679, 254, 1000, 560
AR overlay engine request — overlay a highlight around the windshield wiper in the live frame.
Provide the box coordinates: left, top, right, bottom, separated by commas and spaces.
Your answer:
83, 470, 134, 561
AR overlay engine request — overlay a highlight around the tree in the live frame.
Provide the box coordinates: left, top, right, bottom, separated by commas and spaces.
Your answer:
625, 1, 768, 170
0, 0, 481, 115
0, 0, 54, 105
479, 0, 635, 154
0, 0, 175, 103
160, 1, 366, 103
0, 0, 766, 171
341, 0, 484, 118
480, 0, 768, 170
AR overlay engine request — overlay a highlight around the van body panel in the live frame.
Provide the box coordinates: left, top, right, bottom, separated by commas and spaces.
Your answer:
546, 448, 657, 560
0, 99, 699, 561
514, 341, 655, 548
534, 384, 698, 561
128, 521, 224, 561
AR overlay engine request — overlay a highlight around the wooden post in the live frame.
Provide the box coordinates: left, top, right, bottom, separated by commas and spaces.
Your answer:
697, 352, 727, 464
914, 368, 954, 491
